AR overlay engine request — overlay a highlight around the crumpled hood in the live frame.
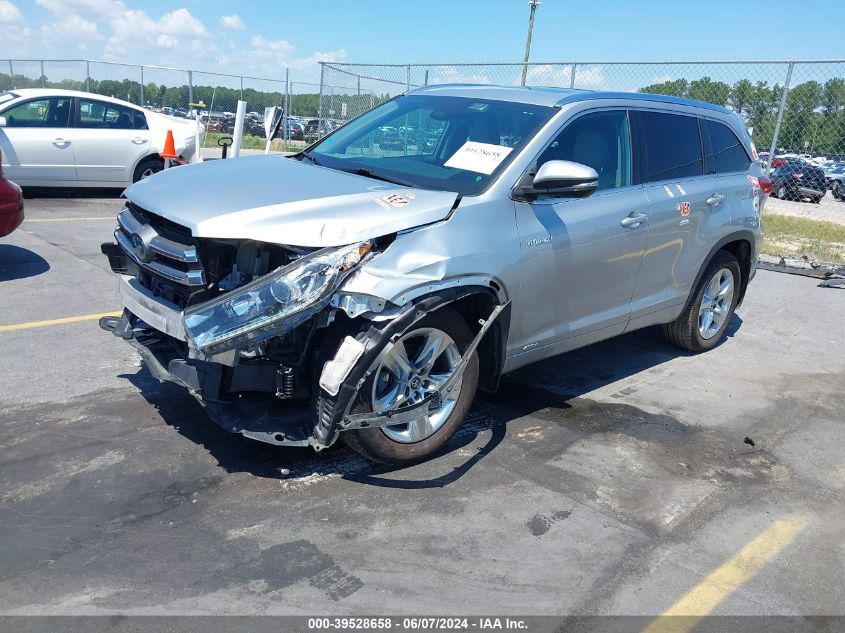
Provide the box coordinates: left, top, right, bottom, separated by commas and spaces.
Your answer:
124, 154, 459, 247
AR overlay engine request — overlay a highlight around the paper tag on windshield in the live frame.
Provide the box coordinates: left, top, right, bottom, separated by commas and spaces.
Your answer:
444, 141, 513, 175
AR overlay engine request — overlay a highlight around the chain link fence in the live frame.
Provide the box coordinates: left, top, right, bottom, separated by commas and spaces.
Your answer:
0, 59, 331, 154
320, 60, 845, 267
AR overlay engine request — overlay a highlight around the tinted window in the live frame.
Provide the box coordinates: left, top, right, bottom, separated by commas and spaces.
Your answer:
537, 110, 631, 190
2, 97, 71, 128
637, 111, 703, 182
705, 120, 750, 173
78, 99, 144, 130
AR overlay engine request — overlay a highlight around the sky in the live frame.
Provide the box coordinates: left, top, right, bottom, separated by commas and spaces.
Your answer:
0, 0, 843, 85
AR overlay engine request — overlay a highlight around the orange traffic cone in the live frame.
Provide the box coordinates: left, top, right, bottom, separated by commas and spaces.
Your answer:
161, 130, 178, 168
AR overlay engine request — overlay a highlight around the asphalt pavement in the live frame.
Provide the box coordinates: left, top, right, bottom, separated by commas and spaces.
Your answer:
0, 194, 843, 616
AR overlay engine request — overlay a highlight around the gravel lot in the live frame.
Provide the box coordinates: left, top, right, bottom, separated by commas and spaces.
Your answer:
0, 194, 843, 616
765, 189, 845, 226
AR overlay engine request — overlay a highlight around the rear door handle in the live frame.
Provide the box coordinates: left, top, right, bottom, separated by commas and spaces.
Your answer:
52, 138, 70, 146
706, 193, 726, 206
131, 137, 148, 144
620, 212, 648, 228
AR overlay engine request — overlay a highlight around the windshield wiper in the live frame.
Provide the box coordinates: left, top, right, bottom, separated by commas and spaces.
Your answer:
299, 152, 321, 166
340, 167, 415, 187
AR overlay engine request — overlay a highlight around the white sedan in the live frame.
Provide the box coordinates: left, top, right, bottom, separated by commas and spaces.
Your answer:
0, 89, 202, 187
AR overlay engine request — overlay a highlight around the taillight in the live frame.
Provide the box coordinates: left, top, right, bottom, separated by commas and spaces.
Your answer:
758, 176, 773, 194
771, 159, 786, 167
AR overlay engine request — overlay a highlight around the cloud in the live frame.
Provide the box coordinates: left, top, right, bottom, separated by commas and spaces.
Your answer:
0, 0, 22, 23
41, 13, 101, 50
2, 3, 340, 84
524, 64, 607, 90
219, 14, 244, 30
105, 7, 209, 59
36, 0, 125, 19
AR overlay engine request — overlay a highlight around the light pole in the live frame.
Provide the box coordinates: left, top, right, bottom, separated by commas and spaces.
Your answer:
521, 0, 541, 87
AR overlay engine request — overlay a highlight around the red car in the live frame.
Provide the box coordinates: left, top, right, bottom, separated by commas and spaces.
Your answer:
0, 148, 24, 237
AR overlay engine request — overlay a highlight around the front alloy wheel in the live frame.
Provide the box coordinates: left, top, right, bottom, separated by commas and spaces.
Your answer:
340, 307, 479, 464
372, 327, 463, 443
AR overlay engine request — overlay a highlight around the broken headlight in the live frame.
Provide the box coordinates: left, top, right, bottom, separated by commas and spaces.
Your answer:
183, 242, 370, 355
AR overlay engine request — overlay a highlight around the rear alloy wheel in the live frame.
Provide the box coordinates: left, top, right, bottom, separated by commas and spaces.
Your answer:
663, 250, 741, 352
341, 308, 479, 465
132, 157, 165, 183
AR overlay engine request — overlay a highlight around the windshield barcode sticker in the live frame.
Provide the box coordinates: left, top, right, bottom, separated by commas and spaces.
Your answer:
444, 141, 513, 175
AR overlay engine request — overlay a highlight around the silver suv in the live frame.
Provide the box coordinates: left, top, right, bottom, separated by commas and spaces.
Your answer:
101, 85, 766, 464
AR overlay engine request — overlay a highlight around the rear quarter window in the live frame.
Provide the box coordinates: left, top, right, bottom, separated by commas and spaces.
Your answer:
704, 120, 751, 173
635, 111, 703, 183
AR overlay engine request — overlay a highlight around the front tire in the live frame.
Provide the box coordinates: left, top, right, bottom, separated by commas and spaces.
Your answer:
341, 307, 479, 465
663, 250, 741, 353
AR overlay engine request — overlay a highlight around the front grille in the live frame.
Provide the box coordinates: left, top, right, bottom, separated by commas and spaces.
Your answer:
115, 205, 206, 288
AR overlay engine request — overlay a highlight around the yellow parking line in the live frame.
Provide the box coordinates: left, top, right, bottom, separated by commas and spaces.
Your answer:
0, 311, 122, 333
24, 217, 115, 222
642, 514, 809, 633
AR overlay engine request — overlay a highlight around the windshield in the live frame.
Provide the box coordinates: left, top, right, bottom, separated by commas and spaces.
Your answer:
305, 94, 556, 195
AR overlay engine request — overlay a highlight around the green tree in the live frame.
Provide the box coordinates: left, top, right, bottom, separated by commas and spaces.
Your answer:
639, 78, 688, 97
689, 77, 732, 105
822, 78, 845, 115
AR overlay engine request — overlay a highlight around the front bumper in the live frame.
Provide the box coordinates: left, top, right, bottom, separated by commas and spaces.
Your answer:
100, 308, 317, 447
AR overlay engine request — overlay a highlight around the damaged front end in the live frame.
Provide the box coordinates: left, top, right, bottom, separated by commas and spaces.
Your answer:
101, 201, 506, 451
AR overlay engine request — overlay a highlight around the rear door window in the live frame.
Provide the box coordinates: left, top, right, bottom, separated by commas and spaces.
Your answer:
635, 111, 704, 182
78, 99, 144, 130
704, 120, 750, 174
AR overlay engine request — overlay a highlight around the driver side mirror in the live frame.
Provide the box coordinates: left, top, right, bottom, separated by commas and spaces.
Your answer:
514, 160, 599, 201
0, 117, 6, 128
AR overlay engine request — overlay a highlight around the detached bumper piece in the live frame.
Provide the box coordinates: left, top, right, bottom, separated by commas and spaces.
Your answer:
100, 311, 315, 447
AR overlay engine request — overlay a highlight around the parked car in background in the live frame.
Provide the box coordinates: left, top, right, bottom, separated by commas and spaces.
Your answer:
0, 148, 24, 237
769, 157, 827, 203
0, 89, 200, 187
101, 86, 766, 464
303, 118, 336, 137
823, 163, 845, 191
284, 119, 305, 140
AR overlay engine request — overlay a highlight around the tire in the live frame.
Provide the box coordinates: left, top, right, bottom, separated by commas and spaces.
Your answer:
811, 196, 822, 204
133, 157, 165, 183
340, 307, 479, 465
663, 250, 741, 353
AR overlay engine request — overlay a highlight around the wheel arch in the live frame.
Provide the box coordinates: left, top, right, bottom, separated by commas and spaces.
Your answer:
427, 286, 510, 393
690, 231, 757, 310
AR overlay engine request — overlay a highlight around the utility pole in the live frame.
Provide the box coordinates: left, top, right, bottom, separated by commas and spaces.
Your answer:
521, 0, 541, 86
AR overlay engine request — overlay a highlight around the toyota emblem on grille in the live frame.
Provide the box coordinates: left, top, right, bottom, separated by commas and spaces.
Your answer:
130, 233, 149, 261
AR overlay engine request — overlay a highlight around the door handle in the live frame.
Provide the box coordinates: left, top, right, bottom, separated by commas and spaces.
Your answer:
131, 137, 148, 144
706, 193, 726, 206
620, 212, 648, 228
52, 138, 70, 146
